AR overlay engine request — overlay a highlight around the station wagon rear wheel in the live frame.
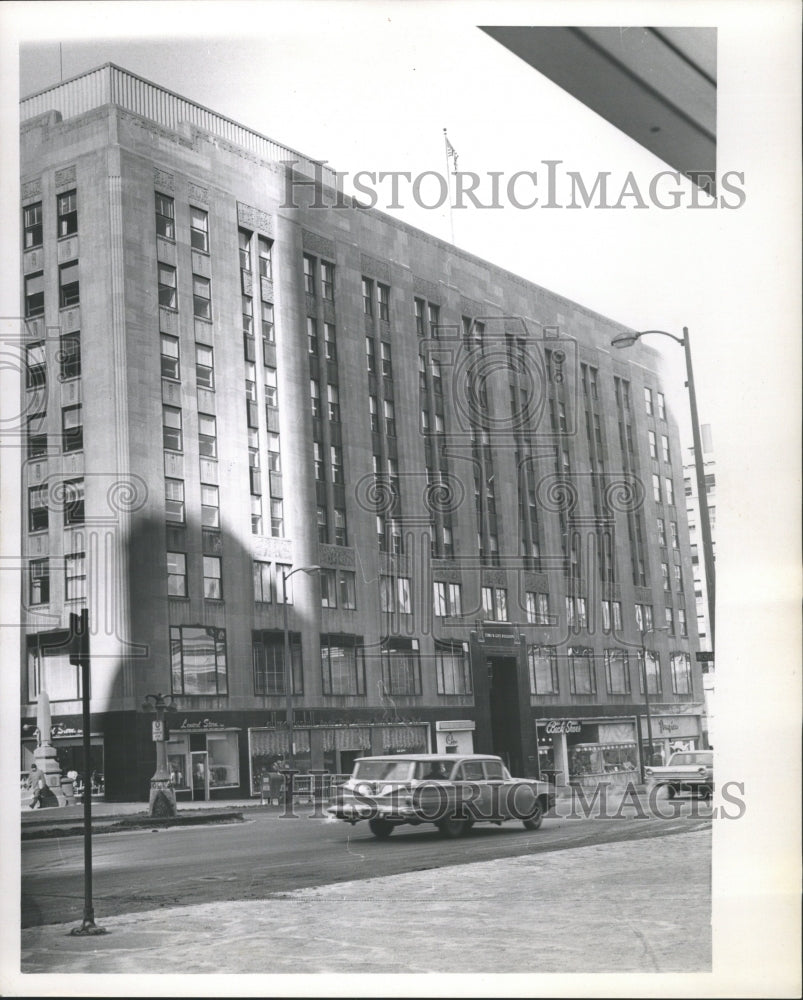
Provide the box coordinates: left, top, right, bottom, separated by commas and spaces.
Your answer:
368, 818, 394, 839
522, 800, 544, 830
436, 816, 468, 838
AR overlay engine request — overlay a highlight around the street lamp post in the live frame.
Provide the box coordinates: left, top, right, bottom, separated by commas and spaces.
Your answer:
281, 565, 320, 803
142, 693, 178, 817
639, 625, 669, 780
611, 327, 715, 649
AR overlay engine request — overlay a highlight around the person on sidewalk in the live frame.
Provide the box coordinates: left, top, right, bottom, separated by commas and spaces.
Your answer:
268, 761, 285, 805
28, 764, 46, 809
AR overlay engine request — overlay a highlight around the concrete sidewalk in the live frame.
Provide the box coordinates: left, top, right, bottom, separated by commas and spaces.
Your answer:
19, 828, 712, 976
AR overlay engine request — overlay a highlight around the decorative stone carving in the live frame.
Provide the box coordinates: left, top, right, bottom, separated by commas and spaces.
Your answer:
318, 544, 356, 568
55, 165, 77, 189
22, 178, 42, 200
360, 254, 390, 281
413, 275, 439, 299
188, 182, 209, 204
154, 168, 174, 191
237, 202, 273, 234
302, 229, 335, 258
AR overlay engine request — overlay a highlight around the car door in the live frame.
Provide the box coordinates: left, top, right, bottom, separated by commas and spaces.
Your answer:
453, 760, 489, 820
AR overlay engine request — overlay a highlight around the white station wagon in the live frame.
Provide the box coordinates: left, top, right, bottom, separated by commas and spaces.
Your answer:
327, 753, 555, 839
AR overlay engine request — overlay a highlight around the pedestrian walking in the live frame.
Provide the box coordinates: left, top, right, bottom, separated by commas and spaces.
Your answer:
268, 761, 285, 805
28, 764, 46, 809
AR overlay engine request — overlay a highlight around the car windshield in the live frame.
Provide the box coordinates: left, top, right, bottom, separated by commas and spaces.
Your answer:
670, 752, 711, 765
352, 760, 414, 781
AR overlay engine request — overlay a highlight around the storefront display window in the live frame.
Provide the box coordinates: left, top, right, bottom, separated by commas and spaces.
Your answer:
569, 742, 638, 777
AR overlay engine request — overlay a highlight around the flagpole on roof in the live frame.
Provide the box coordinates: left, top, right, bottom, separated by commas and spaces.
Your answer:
443, 128, 458, 245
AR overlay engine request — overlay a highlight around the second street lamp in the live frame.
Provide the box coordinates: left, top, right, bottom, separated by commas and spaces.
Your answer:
281, 565, 320, 802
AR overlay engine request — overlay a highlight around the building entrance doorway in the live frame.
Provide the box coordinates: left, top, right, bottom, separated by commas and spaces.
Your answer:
191, 750, 209, 801
488, 656, 523, 775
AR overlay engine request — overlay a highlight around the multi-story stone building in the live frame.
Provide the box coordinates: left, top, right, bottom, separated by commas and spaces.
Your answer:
19, 64, 705, 801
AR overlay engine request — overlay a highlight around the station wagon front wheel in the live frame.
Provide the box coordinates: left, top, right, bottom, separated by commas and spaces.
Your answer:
522, 800, 544, 830
368, 818, 394, 839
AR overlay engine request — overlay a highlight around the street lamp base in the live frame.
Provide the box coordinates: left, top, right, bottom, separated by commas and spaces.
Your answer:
148, 778, 177, 818
70, 920, 108, 936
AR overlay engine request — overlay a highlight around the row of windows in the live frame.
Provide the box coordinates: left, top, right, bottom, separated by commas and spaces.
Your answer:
652, 473, 676, 505
303, 254, 334, 299
27, 404, 83, 459
23, 190, 77, 250
162, 405, 217, 456
528, 646, 693, 696
24, 261, 79, 317
27, 553, 85, 604
27, 479, 83, 532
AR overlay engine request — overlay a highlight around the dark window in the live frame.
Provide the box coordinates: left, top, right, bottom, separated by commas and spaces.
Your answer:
435, 641, 472, 695
198, 413, 217, 458
362, 277, 373, 316
321, 260, 334, 301
29, 558, 50, 605
377, 282, 390, 321
26, 342, 46, 388
23, 202, 42, 249
160, 334, 180, 380
25, 272, 44, 317
61, 404, 82, 453
252, 630, 302, 695
261, 301, 274, 342
380, 638, 421, 695
162, 405, 182, 451
239, 229, 252, 271
28, 485, 48, 532
195, 344, 214, 389
62, 478, 85, 526
321, 634, 365, 695
166, 551, 187, 597
303, 254, 315, 295
27, 410, 47, 459
57, 189, 77, 237
190, 207, 209, 252
65, 551, 85, 600
171, 625, 228, 695
193, 275, 211, 320
203, 555, 222, 599
59, 261, 79, 308
59, 332, 81, 380
528, 645, 559, 694
158, 264, 177, 309
604, 649, 631, 694
258, 236, 272, 280
155, 193, 174, 240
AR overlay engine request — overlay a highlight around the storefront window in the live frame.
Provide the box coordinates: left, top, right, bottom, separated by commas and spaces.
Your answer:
569, 742, 638, 777
207, 733, 239, 787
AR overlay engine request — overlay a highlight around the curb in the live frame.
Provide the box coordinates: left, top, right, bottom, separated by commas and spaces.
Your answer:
22, 809, 245, 840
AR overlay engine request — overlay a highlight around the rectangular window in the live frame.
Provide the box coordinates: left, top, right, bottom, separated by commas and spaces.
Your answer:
639, 651, 662, 695
258, 236, 273, 280
201, 484, 219, 528
377, 282, 390, 321
644, 387, 653, 415
193, 275, 211, 320
57, 189, 77, 237
434, 581, 448, 617
604, 649, 631, 694
59, 261, 79, 308
665, 478, 675, 505
369, 394, 379, 432
65, 551, 85, 601
270, 498, 283, 537
383, 399, 395, 436
320, 568, 338, 608
251, 494, 263, 535
333, 507, 347, 546
339, 570, 356, 609
303, 254, 315, 295
435, 642, 472, 695
528, 645, 559, 694
159, 333, 179, 379
61, 404, 82, 453
158, 263, 177, 309
165, 478, 185, 524
362, 277, 373, 315
612, 601, 622, 630
155, 193, 174, 240
239, 229, 252, 271
329, 444, 343, 484
381, 342, 392, 378
29, 558, 49, 605
665, 607, 675, 635
634, 603, 654, 632
321, 260, 334, 301
678, 609, 687, 637
365, 336, 376, 373
569, 648, 596, 695
26, 342, 46, 388
242, 295, 253, 335
661, 562, 671, 591
252, 631, 302, 695
253, 560, 272, 602
321, 635, 365, 695
656, 517, 667, 547
317, 505, 329, 543
414, 298, 426, 336
162, 405, 182, 451
657, 392, 666, 420
324, 322, 337, 362
167, 551, 187, 596
265, 368, 278, 408
267, 432, 281, 472
671, 652, 692, 694
198, 413, 217, 458
428, 302, 440, 337
171, 625, 228, 696
28, 485, 48, 532
195, 343, 214, 389
381, 638, 421, 695
661, 435, 670, 463
187, 206, 208, 252
261, 301, 274, 341
652, 474, 661, 503
27, 410, 47, 459
449, 583, 462, 616
328, 384, 340, 422
62, 478, 84, 526
648, 430, 657, 459
306, 316, 318, 354
25, 272, 44, 317
674, 564, 684, 593
670, 521, 679, 549
23, 201, 43, 249
203, 555, 222, 599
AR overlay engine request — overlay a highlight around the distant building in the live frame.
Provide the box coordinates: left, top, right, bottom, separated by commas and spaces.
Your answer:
19, 64, 705, 800
684, 424, 715, 744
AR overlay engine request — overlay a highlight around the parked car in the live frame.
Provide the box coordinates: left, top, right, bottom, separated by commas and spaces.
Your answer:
645, 750, 714, 799
326, 753, 555, 838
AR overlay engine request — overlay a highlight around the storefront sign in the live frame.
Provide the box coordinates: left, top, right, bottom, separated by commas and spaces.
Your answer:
51, 723, 82, 737
544, 720, 582, 735
435, 720, 476, 732
179, 718, 226, 731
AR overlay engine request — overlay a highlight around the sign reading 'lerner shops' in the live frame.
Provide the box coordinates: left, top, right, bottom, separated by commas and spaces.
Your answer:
544, 720, 582, 735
